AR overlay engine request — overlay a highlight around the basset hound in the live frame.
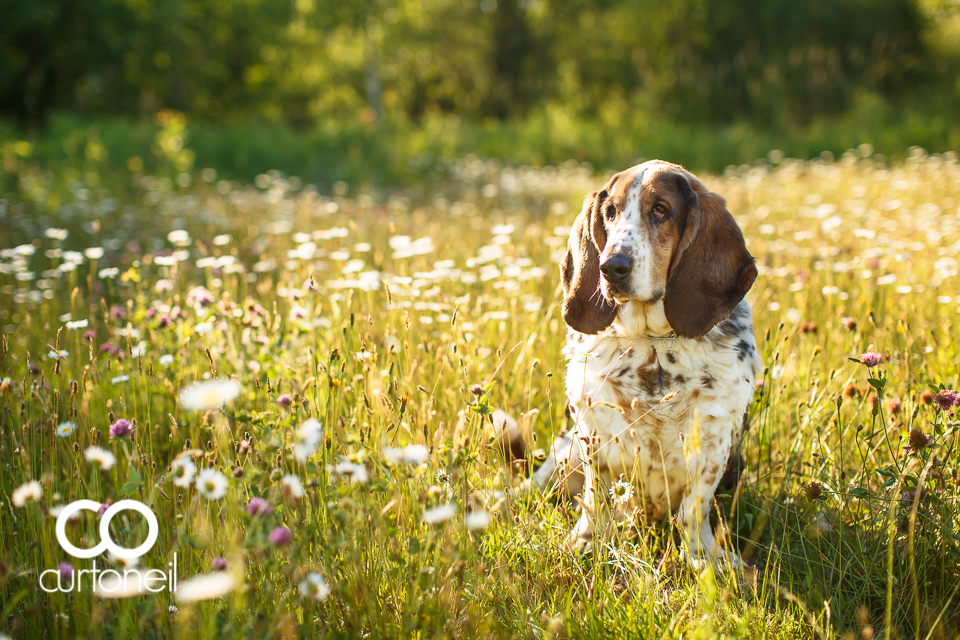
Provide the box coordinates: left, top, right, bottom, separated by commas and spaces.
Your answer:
532, 160, 762, 567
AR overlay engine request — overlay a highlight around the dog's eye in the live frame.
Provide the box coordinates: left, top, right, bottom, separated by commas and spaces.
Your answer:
604, 204, 617, 220
653, 203, 668, 219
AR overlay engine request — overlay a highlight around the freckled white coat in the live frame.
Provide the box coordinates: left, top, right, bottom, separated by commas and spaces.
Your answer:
560, 300, 759, 564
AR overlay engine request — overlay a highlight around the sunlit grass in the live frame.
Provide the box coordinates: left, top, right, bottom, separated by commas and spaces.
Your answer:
1, 149, 959, 639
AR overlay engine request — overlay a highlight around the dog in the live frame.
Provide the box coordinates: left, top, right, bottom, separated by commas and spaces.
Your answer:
530, 160, 761, 568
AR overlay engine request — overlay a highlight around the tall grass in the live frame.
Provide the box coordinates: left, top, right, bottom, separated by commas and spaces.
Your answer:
1, 149, 959, 639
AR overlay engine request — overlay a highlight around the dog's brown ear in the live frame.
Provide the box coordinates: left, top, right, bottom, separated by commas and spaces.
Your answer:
561, 190, 618, 334
664, 177, 757, 338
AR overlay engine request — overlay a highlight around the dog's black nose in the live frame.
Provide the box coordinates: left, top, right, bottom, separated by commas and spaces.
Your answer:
599, 254, 633, 282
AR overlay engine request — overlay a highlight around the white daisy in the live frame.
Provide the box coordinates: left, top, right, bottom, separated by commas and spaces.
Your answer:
329, 460, 368, 484
194, 322, 213, 335
293, 418, 323, 462
12, 479, 43, 507
48, 349, 69, 359
281, 474, 305, 499
196, 468, 228, 500
179, 379, 241, 411
465, 509, 492, 531
159, 354, 175, 367
383, 444, 429, 465
94, 572, 146, 599
111, 375, 130, 384
171, 456, 197, 488
609, 479, 633, 505
84, 446, 116, 471
66, 319, 89, 329
175, 572, 237, 603
299, 572, 331, 602
423, 504, 456, 525
56, 421, 78, 437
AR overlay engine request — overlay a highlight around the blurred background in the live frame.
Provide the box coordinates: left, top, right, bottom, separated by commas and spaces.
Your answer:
2, 0, 960, 187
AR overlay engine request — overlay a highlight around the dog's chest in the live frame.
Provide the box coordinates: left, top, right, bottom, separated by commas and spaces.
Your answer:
564, 323, 758, 515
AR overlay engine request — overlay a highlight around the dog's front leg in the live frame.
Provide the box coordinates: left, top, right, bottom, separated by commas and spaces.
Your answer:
676, 427, 743, 569
564, 402, 625, 552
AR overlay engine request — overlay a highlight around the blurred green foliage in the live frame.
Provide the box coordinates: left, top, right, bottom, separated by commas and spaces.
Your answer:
2, 0, 960, 182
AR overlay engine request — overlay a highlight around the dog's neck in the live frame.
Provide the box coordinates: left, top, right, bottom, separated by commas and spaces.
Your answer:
611, 300, 675, 339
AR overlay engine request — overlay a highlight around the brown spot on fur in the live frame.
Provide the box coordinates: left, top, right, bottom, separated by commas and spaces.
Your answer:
735, 339, 751, 361
666, 352, 677, 364
700, 375, 715, 389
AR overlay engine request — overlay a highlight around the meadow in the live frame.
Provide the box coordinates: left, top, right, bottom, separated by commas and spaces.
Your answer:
1, 147, 959, 639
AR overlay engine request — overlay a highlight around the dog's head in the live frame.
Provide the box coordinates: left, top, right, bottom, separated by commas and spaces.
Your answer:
560, 160, 757, 338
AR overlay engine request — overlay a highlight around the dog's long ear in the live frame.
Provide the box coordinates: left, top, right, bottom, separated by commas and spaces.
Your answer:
664, 176, 757, 338
561, 190, 618, 334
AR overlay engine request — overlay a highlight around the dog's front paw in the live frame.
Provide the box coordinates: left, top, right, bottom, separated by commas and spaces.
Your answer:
564, 530, 593, 555
680, 547, 749, 572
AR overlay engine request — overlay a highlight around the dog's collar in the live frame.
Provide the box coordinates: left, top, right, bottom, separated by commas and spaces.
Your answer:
644, 331, 678, 340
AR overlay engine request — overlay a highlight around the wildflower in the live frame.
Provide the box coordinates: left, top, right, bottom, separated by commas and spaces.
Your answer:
246, 497, 271, 517
48, 349, 69, 360
186, 286, 215, 307
609, 479, 633, 505
83, 330, 96, 342
179, 379, 241, 411
289, 305, 308, 321
920, 390, 935, 405
934, 389, 959, 411
159, 354, 174, 367
56, 421, 77, 437
110, 305, 125, 320
805, 481, 823, 501
281, 474, 304, 500
799, 321, 818, 334
194, 322, 213, 334
58, 562, 74, 581
294, 418, 322, 462
171, 456, 197, 488
66, 319, 89, 330
859, 352, 882, 368
843, 383, 861, 399
901, 488, 927, 506
12, 480, 43, 507
908, 429, 932, 452
98, 267, 120, 279
168, 229, 191, 246
211, 557, 228, 571
276, 393, 293, 408
155, 279, 173, 292
435, 468, 449, 484
330, 460, 369, 484
269, 526, 292, 546
175, 573, 237, 603
423, 504, 457, 525
886, 397, 902, 414
465, 509, 492, 531
85, 446, 116, 470
84, 247, 104, 260
470, 383, 483, 395
196, 468, 228, 500
109, 418, 133, 439
299, 572, 331, 601
97, 501, 112, 517
383, 444, 429, 465
841, 317, 858, 331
